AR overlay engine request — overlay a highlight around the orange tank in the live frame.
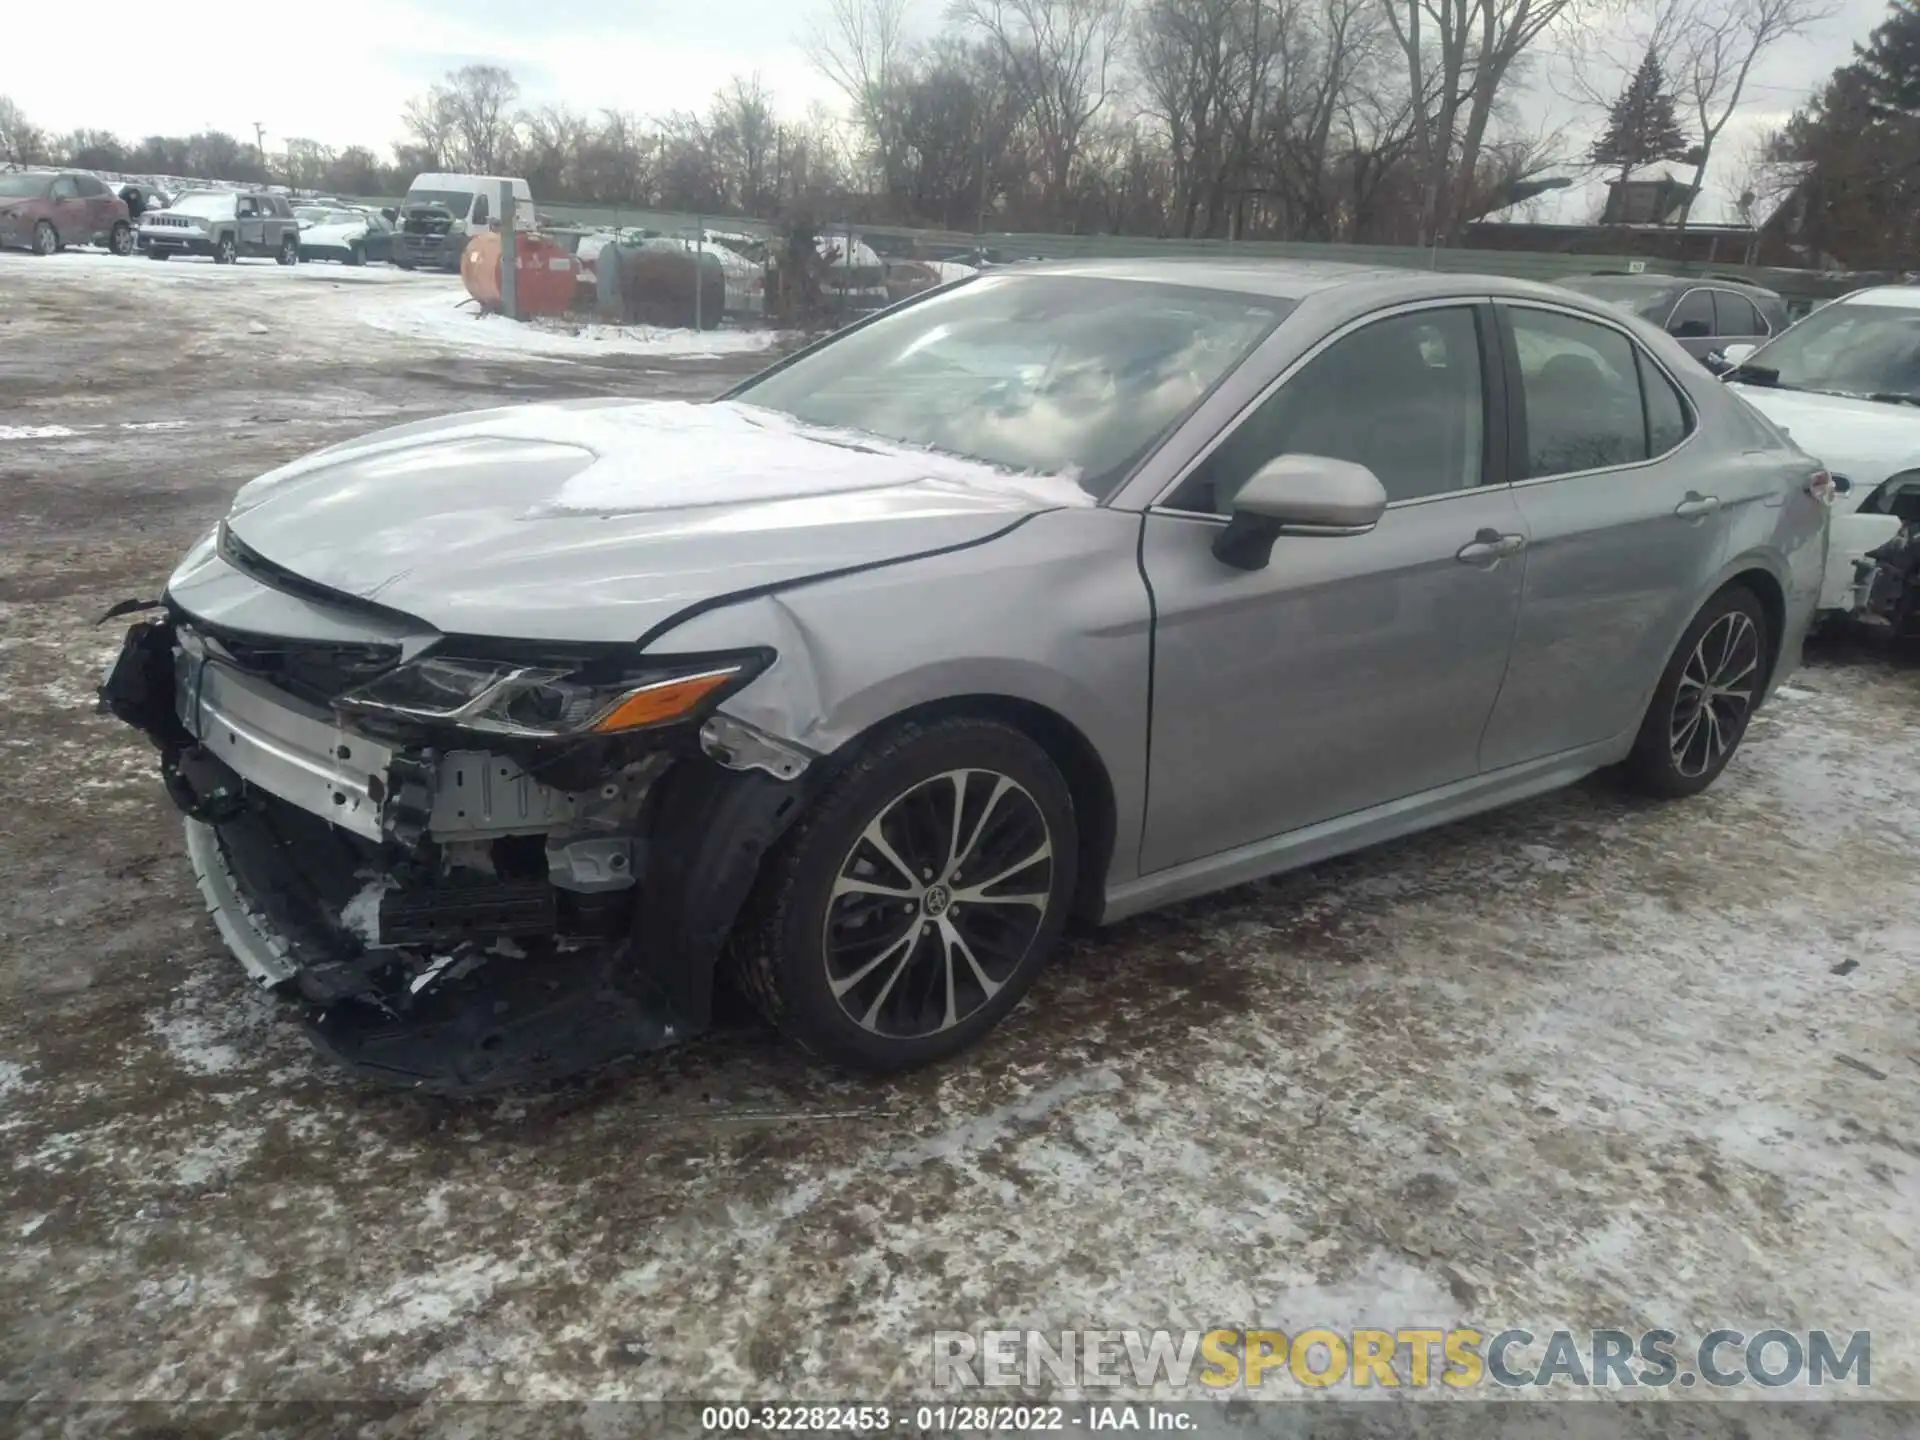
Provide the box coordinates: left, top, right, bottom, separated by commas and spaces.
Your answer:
460, 231, 580, 317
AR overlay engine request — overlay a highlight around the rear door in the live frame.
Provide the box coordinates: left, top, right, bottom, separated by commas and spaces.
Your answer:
1138, 301, 1529, 873
235, 195, 267, 254
1479, 303, 1734, 770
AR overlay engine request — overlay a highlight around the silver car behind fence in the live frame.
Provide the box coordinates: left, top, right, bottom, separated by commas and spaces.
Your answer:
99, 261, 1830, 1091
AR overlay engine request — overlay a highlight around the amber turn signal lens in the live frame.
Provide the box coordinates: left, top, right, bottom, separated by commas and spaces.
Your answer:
590, 669, 739, 733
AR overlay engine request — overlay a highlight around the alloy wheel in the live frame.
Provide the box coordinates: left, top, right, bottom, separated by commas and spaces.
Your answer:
1670, 610, 1760, 778
823, 768, 1053, 1039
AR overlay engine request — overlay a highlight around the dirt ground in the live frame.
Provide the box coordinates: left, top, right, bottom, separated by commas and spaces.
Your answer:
2, 251, 1917, 1413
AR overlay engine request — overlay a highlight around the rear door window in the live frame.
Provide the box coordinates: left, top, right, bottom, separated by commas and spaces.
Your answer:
1638, 351, 1694, 456
1507, 307, 1648, 477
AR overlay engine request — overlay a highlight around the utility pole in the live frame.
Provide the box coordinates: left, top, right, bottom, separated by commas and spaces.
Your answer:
253, 122, 266, 182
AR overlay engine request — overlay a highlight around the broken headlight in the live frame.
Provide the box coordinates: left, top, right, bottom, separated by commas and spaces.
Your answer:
335, 650, 768, 739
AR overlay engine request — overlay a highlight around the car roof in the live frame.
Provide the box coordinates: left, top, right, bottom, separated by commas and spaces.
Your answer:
993, 257, 1639, 309
1835, 286, 1920, 309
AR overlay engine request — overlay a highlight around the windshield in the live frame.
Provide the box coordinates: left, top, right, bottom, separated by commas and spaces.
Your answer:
733, 275, 1286, 498
1739, 301, 1920, 399
169, 191, 235, 218
406, 189, 474, 216
1558, 278, 1672, 318
0, 174, 54, 198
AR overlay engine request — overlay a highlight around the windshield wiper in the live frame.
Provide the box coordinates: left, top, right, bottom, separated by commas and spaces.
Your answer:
1727, 362, 1782, 386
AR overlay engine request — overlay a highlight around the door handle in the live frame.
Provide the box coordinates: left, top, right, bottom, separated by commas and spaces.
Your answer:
1456, 529, 1527, 566
1674, 493, 1722, 519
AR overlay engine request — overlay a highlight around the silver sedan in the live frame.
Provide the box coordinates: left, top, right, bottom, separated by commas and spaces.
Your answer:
101, 260, 1830, 1088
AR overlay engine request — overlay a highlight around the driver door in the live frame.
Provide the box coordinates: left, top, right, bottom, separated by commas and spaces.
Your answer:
48, 176, 87, 238
1138, 302, 1528, 874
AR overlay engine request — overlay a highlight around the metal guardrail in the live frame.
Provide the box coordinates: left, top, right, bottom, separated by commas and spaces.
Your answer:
347, 192, 1883, 305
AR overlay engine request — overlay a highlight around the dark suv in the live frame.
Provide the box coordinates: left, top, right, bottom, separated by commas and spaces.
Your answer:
1556, 274, 1789, 367
0, 171, 135, 256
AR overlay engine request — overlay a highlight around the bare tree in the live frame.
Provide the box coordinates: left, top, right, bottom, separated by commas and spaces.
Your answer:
1666, 0, 1838, 227
958, 0, 1129, 216
0, 95, 46, 166
1381, 0, 1597, 243
807, 0, 914, 191
1134, 0, 1247, 233
400, 90, 457, 172
442, 64, 521, 173
710, 75, 781, 212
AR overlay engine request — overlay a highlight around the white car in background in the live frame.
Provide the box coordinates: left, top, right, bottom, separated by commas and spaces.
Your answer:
1721, 286, 1920, 626
294, 205, 393, 265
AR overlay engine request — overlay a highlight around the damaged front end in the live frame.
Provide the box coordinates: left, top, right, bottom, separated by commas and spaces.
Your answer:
99, 599, 818, 1093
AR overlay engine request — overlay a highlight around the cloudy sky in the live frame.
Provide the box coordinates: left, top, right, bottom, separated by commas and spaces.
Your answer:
0, 0, 1895, 183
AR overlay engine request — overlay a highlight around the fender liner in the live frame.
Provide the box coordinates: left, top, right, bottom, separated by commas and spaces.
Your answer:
634, 754, 826, 1026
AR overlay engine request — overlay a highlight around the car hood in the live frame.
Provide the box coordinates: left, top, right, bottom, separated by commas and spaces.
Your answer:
208, 398, 1090, 646
303, 220, 368, 244
1730, 383, 1920, 496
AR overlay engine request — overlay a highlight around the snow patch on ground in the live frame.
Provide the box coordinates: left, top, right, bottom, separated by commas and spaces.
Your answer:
0, 425, 81, 440
358, 289, 789, 360
145, 1010, 245, 1076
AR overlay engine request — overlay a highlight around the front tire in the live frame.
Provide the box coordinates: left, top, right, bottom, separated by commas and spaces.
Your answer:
32, 220, 57, 256
109, 221, 135, 256
214, 235, 237, 264
1624, 587, 1770, 798
732, 716, 1077, 1071
277, 234, 298, 265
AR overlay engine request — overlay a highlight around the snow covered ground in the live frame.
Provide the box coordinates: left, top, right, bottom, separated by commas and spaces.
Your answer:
1, 252, 1915, 1412
0, 249, 788, 362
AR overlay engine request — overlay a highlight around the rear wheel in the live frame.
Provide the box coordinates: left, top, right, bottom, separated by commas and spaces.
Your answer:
732, 716, 1077, 1070
32, 220, 57, 256
109, 221, 134, 256
276, 233, 298, 265
1624, 587, 1770, 798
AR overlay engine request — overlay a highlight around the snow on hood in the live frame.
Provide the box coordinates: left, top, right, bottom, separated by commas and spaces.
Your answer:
208, 399, 1092, 643
236, 399, 1089, 518
302, 219, 369, 245
1730, 383, 1920, 496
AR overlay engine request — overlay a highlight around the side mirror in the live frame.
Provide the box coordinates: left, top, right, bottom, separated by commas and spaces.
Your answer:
1212, 454, 1388, 571
1719, 342, 1758, 367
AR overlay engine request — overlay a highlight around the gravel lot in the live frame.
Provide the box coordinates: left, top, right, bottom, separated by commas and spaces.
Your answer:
2, 251, 1917, 1413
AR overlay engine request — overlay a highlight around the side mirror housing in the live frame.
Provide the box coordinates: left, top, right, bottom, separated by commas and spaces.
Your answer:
1718, 342, 1758, 367
1212, 454, 1389, 571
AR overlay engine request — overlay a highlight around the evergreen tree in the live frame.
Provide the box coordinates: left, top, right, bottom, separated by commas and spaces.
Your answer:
1782, 0, 1920, 266
1591, 49, 1692, 185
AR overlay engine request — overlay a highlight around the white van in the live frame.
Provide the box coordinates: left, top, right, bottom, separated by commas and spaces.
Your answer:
392, 172, 533, 271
